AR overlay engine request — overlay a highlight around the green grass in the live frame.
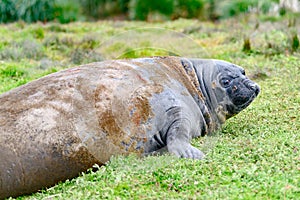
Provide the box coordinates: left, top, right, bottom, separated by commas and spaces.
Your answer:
1, 16, 299, 199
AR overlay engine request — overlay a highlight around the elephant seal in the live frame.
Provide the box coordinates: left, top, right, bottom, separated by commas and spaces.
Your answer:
0, 56, 260, 198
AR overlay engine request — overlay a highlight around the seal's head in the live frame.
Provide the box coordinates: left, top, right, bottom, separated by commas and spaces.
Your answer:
213, 60, 260, 118
188, 58, 260, 123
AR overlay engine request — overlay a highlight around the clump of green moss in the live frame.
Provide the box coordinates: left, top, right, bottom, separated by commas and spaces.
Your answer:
291, 33, 299, 52
31, 27, 45, 39
242, 37, 251, 52
0, 65, 26, 78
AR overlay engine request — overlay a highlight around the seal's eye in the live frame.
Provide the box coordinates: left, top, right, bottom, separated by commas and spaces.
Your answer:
241, 69, 246, 75
221, 78, 231, 87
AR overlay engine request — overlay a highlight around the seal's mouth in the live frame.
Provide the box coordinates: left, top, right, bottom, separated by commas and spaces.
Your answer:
238, 93, 257, 110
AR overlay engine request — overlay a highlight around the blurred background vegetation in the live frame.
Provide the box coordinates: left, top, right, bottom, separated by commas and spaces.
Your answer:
0, 0, 299, 23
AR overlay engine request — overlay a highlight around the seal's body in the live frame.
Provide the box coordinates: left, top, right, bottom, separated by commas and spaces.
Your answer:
0, 57, 259, 198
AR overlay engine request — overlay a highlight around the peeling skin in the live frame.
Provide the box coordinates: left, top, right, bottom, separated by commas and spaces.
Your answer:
0, 56, 259, 199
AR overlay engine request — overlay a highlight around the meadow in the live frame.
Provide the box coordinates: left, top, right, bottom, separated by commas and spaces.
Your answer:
0, 15, 299, 199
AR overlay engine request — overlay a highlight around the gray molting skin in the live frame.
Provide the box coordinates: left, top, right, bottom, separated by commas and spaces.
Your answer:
0, 56, 260, 198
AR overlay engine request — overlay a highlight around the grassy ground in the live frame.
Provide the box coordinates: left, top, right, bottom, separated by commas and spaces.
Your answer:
1, 15, 299, 199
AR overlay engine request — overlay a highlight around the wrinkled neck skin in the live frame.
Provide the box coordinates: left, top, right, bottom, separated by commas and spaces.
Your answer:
182, 59, 227, 133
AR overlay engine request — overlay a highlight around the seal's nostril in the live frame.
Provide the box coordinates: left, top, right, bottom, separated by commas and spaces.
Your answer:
255, 86, 260, 96
247, 82, 260, 96
249, 83, 257, 90
253, 85, 260, 96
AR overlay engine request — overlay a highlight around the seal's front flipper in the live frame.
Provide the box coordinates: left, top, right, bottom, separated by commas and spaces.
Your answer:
168, 142, 205, 159
165, 116, 205, 159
